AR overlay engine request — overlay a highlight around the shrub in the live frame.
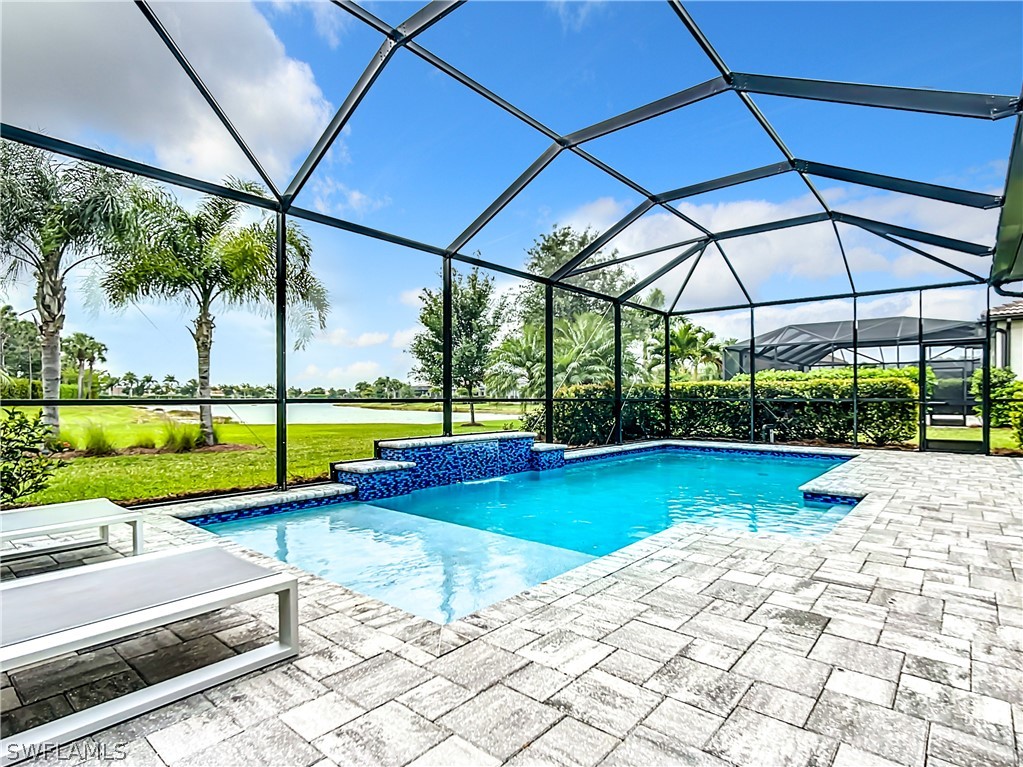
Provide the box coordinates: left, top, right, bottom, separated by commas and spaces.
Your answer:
528, 376, 918, 447
0, 408, 66, 505
160, 420, 204, 453
970, 367, 1023, 427
0, 377, 92, 400
80, 422, 118, 457
1009, 400, 1023, 449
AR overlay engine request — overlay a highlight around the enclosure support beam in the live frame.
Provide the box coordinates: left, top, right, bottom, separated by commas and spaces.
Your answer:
983, 290, 992, 454
613, 303, 623, 445
663, 313, 672, 438
442, 257, 453, 436
851, 298, 859, 446
135, 1, 280, 200
275, 211, 288, 489
917, 293, 926, 452
795, 160, 1003, 209
838, 213, 992, 255
552, 201, 655, 280
748, 310, 756, 444
732, 73, 1020, 120
545, 284, 555, 443
617, 242, 706, 302
656, 162, 792, 204
285, 39, 397, 206
564, 77, 730, 145
0, 125, 278, 212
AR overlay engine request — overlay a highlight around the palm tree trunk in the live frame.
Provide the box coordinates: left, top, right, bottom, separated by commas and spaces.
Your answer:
76, 362, 85, 399
191, 308, 216, 446
35, 256, 65, 431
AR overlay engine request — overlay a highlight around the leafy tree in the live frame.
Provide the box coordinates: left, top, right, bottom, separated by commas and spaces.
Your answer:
0, 142, 134, 431
410, 266, 507, 424
516, 226, 636, 326
0, 304, 41, 380
98, 181, 329, 444
1, 408, 66, 505
353, 381, 373, 398
61, 331, 107, 398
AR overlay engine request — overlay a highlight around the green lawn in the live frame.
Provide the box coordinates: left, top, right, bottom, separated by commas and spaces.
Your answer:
13, 407, 518, 506
917, 426, 1020, 452
10, 407, 1018, 507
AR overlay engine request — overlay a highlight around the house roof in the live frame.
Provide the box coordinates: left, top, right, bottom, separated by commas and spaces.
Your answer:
989, 299, 1023, 319
727, 316, 982, 368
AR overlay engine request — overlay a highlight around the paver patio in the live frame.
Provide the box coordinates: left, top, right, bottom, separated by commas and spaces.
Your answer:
2, 447, 1021, 767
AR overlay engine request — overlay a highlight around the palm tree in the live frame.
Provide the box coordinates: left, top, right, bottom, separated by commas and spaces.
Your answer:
139, 374, 157, 395
99, 181, 329, 444
62, 332, 107, 398
487, 323, 546, 398
162, 374, 179, 395
120, 371, 139, 396
0, 142, 133, 429
554, 312, 620, 389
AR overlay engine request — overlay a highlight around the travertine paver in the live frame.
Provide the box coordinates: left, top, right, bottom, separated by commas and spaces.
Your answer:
2, 446, 1021, 767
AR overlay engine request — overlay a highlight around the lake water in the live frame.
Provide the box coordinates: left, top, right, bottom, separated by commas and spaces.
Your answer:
147, 403, 515, 425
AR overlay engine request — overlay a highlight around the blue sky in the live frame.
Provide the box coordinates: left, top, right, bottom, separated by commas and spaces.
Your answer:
1, 1, 1020, 389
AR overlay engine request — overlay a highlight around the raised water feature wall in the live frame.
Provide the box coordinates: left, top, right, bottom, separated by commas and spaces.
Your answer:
331, 433, 566, 500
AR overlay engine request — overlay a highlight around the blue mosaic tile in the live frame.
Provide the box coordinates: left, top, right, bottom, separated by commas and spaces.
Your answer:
335, 467, 418, 501
803, 491, 861, 506
187, 492, 354, 527
377, 436, 536, 492
532, 450, 566, 471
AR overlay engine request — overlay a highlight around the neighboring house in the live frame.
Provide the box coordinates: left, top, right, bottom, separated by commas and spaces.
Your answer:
990, 299, 1023, 379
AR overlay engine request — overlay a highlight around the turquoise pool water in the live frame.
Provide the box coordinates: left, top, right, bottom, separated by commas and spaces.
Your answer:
202, 450, 851, 623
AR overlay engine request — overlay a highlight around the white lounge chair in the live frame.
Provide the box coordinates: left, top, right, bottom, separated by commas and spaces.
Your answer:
0, 544, 298, 765
0, 498, 144, 560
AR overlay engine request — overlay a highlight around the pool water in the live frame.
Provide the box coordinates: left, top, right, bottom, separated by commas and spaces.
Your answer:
202, 450, 851, 623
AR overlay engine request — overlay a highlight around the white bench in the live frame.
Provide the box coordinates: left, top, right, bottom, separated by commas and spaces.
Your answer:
0, 498, 144, 560
0, 544, 298, 765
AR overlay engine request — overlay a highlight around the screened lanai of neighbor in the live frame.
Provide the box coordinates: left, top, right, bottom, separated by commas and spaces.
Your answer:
1, 2, 1022, 767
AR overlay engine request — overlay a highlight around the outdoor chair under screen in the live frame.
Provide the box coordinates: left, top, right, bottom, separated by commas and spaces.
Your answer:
0, 543, 299, 765
0, 498, 144, 560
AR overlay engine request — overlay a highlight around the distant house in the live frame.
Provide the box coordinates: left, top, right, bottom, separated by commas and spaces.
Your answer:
990, 299, 1023, 378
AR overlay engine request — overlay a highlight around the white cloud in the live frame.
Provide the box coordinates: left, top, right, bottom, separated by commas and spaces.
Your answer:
299, 361, 382, 386
2, 1, 334, 185
400, 289, 425, 308
391, 327, 420, 349
321, 328, 389, 347
560, 182, 995, 310
309, 175, 390, 219
546, 0, 608, 32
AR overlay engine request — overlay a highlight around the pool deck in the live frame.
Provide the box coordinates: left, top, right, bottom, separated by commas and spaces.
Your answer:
2, 443, 1021, 767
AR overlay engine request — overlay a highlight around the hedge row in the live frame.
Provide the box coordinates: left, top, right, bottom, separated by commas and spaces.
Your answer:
524, 378, 919, 447
1, 378, 79, 400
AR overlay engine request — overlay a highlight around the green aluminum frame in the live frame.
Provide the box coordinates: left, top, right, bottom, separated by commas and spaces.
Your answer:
2, 0, 1020, 495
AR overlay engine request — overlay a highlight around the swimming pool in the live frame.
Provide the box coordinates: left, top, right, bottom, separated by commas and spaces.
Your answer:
201, 449, 853, 623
